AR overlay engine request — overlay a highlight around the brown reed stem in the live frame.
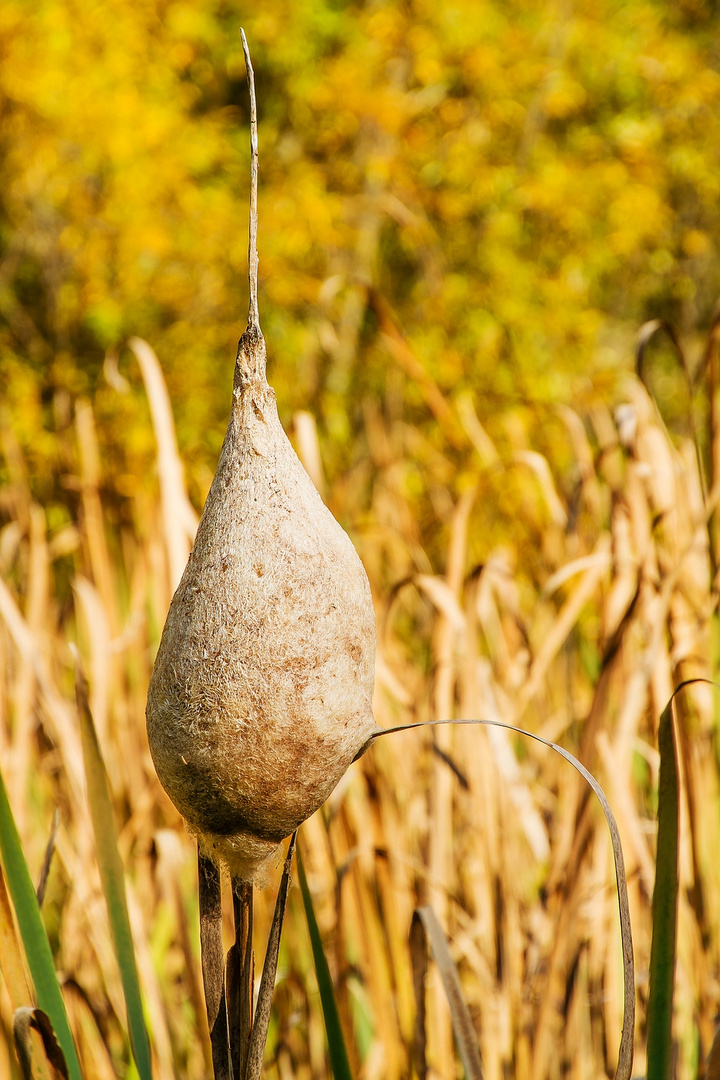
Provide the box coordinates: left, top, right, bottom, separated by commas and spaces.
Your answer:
245, 833, 297, 1080
198, 851, 231, 1080
227, 879, 254, 1080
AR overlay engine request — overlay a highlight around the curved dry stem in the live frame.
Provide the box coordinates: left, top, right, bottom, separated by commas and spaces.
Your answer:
366, 717, 635, 1080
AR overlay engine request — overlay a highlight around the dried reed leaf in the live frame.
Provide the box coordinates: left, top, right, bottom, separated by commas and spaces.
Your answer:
128, 336, 199, 592
456, 391, 499, 466
596, 732, 655, 897
414, 575, 467, 634
409, 912, 428, 1080
0, 574, 86, 816
368, 288, 465, 450
414, 907, 483, 1080
636, 319, 692, 389
75, 400, 118, 631
514, 450, 568, 528
518, 534, 611, 714
0, 862, 31, 1008
72, 577, 111, 745
35, 809, 59, 910
542, 551, 612, 599
13, 1007, 69, 1080
428, 489, 476, 1078
293, 411, 327, 497
476, 662, 550, 862
707, 1026, 720, 1080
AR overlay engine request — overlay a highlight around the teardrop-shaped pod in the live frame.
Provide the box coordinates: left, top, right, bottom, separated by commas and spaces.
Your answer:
146, 50, 377, 884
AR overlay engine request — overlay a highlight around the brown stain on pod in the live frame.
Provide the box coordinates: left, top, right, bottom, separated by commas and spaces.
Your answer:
146, 327, 378, 881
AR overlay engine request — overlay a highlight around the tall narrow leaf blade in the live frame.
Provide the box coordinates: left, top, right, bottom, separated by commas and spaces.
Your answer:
0, 768, 82, 1080
646, 699, 679, 1080
75, 663, 153, 1080
297, 848, 353, 1080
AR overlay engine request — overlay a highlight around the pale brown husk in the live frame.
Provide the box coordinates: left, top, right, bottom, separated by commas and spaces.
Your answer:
146, 328, 378, 881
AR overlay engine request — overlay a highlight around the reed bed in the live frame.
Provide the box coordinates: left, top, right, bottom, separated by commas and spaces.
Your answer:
1, 316, 719, 1079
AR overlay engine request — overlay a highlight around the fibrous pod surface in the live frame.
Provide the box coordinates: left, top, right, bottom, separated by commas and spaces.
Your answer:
147, 329, 377, 880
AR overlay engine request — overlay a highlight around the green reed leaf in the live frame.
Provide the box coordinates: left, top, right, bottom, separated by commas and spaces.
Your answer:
75, 660, 153, 1080
646, 697, 679, 1080
0, 767, 81, 1080
298, 848, 353, 1080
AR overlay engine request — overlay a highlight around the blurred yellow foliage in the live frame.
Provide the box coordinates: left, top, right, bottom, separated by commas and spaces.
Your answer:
0, 0, 718, 524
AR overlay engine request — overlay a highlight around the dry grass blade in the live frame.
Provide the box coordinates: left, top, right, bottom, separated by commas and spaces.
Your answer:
634, 318, 706, 500
35, 809, 59, 909
128, 336, 198, 592
414, 907, 483, 1080
13, 1007, 69, 1080
198, 852, 230, 1080
698, 306, 720, 573
245, 833, 297, 1080
707, 1026, 720, 1080
368, 717, 635, 1080
636, 319, 691, 388
409, 912, 428, 1080
0, 863, 31, 1009
367, 287, 466, 449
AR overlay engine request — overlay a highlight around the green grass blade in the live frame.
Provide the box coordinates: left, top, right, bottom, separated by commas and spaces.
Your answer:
75, 662, 153, 1080
297, 847, 353, 1080
646, 697, 679, 1080
0, 767, 82, 1080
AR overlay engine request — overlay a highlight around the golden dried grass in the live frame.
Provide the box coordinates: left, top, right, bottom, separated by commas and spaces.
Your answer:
1, 316, 719, 1079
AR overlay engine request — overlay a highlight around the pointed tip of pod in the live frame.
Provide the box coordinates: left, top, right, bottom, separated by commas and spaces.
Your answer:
234, 325, 267, 390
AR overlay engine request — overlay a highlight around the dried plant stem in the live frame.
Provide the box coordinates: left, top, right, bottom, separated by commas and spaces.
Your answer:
245, 834, 297, 1080
198, 852, 230, 1080
240, 28, 260, 334
227, 879, 254, 1080
35, 808, 59, 908
409, 913, 428, 1080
